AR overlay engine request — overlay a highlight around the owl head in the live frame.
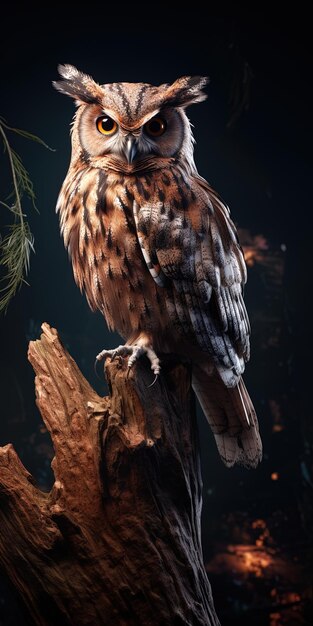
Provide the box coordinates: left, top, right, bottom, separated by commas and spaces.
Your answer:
53, 64, 208, 173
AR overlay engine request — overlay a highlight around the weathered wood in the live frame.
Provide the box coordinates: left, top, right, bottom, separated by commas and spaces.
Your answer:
0, 323, 220, 626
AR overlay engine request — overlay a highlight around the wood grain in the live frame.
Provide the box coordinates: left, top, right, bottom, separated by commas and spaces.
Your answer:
0, 323, 220, 626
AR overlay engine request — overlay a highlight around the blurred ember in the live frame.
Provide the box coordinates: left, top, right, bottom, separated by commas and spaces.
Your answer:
269, 399, 285, 433
209, 544, 273, 577
239, 229, 269, 267
271, 472, 279, 481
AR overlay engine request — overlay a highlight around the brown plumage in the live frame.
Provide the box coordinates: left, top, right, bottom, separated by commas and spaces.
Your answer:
54, 64, 262, 468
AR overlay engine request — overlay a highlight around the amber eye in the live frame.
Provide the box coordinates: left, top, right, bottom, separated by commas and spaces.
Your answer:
96, 115, 118, 136
144, 116, 167, 137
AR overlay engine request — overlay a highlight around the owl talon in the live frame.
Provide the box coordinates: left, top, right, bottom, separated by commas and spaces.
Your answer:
111, 346, 129, 360
96, 344, 160, 376
94, 358, 102, 380
127, 345, 160, 376
148, 374, 159, 388
96, 345, 128, 363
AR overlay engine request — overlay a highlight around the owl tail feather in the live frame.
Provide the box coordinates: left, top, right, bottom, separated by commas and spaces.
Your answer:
192, 365, 262, 468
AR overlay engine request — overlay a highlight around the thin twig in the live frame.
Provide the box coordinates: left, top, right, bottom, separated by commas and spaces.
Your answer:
0, 119, 53, 312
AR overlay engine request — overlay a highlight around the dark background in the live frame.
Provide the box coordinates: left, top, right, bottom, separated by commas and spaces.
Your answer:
0, 6, 312, 625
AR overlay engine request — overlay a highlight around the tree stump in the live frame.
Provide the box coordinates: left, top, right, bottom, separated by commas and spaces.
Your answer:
0, 323, 221, 626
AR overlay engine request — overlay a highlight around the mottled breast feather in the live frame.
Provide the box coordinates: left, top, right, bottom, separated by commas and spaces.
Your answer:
56, 163, 169, 337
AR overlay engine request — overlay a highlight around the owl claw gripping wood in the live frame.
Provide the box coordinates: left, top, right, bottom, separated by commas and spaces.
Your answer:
95, 343, 161, 376
54, 64, 262, 469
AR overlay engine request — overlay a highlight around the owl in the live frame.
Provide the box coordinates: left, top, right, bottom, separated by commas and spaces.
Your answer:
54, 64, 262, 468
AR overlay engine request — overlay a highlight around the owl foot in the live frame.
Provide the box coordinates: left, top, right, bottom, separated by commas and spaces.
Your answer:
96, 344, 161, 377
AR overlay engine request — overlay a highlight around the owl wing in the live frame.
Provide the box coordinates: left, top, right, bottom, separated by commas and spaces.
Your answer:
132, 172, 250, 387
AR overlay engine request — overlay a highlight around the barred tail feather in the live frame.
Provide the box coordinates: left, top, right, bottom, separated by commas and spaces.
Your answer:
192, 365, 262, 468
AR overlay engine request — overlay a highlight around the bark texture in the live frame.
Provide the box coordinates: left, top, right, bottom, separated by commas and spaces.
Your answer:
0, 323, 220, 626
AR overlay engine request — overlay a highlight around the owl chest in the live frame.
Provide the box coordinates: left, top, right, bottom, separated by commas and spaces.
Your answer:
76, 184, 166, 336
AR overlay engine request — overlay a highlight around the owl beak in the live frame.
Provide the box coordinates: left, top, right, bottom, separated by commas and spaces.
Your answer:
124, 136, 138, 164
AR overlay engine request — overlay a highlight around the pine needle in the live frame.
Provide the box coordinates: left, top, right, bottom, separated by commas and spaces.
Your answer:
0, 222, 34, 310
0, 118, 53, 313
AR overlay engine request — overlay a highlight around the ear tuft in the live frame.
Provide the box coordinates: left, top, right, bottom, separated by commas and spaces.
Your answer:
53, 64, 103, 106
57, 64, 81, 80
164, 76, 209, 108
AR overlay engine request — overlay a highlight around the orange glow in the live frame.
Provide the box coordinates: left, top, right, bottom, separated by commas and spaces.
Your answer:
252, 518, 272, 548
227, 544, 273, 577
242, 549, 271, 577
252, 519, 266, 529
271, 472, 279, 481
269, 399, 285, 433
284, 591, 301, 604
272, 424, 284, 432
239, 230, 269, 267
244, 249, 258, 267
270, 613, 281, 626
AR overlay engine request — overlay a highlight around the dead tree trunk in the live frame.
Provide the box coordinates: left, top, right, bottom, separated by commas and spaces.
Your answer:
0, 323, 220, 626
